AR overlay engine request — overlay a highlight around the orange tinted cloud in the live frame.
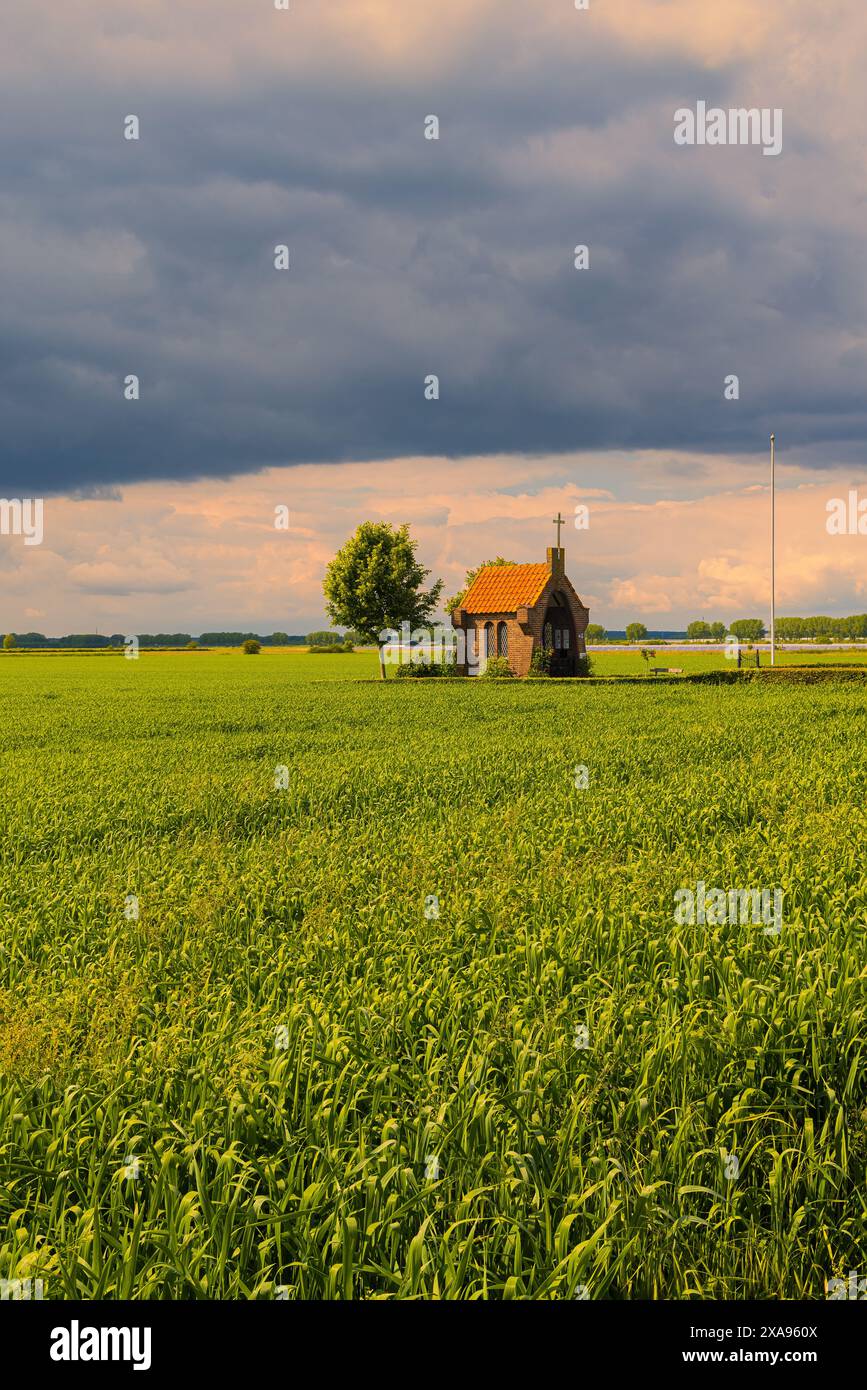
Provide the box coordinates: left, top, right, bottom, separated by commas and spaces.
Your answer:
2, 0, 826, 88
4, 455, 867, 632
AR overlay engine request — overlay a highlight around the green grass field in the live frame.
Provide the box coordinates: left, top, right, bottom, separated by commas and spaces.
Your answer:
586, 647, 867, 676
1, 651, 865, 1299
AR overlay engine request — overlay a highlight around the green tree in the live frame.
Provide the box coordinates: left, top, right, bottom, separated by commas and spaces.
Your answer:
729, 618, 766, 642
445, 558, 515, 614
625, 622, 648, 643
269, 632, 290, 646
242, 638, 261, 654
306, 630, 342, 646
585, 623, 607, 643
2, 633, 16, 649
686, 620, 711, 640
323, 522, 443, 680
709, 622, 727, 641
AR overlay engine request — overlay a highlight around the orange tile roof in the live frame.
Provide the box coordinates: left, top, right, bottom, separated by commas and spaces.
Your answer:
461, 562, 551, 614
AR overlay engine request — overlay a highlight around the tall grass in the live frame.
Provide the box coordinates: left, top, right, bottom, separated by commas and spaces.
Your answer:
0, 654, 864, 1298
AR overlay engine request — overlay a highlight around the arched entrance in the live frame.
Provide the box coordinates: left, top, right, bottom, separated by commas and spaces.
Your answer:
541, 595, 576, 675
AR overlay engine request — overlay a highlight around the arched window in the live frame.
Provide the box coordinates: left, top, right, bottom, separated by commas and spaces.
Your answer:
484, 621, 495, 657
543, 621, 553, 650
497, 622, 508, 657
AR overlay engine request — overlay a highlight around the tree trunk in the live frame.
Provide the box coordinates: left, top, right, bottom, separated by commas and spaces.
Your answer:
378, 643, 387, 681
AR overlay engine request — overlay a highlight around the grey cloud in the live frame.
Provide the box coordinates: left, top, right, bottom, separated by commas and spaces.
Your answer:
1, 17, 864, 496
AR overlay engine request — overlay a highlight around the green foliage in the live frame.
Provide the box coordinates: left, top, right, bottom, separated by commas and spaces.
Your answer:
0, 652, 864, 1300
2, 634, 16, 650
529, 647, 552, 676
687, 621, 712, 640
746, 665, 867, 684
730, 618, 766, 642
445, 557, 515, 615
775, 615, 867, 640
309, 642, 354, 654
393, 659, 452, 678
185, 641, 199, 651
242, 639, 261, 655
478, 656, 513, 679
306, 631, 343, 647
585, 624, 607, 644
709, 622, 727, 640
677, 669, 744, 685
323, 523, 443, 651
625, 622, 648, 642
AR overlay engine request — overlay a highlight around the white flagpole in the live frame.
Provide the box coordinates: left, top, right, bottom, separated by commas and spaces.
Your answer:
770, 433, 776, 666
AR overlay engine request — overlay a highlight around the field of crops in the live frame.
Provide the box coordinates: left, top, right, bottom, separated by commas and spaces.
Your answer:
1, 652, 865, 1299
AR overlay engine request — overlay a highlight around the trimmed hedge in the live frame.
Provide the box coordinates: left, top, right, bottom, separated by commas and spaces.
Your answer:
380, 665, 867, 687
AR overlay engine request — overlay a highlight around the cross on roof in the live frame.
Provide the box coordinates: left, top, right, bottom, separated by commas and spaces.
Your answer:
552, 512, 565, 547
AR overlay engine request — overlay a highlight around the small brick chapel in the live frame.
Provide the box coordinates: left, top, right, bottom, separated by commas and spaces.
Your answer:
450, 517, 590, 677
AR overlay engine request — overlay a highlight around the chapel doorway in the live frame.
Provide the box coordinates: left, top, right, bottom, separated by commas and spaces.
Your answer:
541, 599, 576, 676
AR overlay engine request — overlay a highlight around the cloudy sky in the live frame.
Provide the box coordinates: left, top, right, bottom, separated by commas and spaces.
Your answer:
2, 0, 866, 633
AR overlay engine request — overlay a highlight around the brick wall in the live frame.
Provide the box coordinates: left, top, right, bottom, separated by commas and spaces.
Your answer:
451, 553, 589, 677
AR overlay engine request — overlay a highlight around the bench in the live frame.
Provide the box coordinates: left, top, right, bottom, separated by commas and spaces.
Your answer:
650, 667, 684, 675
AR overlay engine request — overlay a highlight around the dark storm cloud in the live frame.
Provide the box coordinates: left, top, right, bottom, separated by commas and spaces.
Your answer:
1, 12, 864, 495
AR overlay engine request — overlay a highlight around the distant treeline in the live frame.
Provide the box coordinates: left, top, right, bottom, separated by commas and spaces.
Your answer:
590, 615, 867, 643
306, 630, 367, 646
773, 615, 867, 639
5, 632, 308, 648
685, 615, 867, 640
7, 617, 867, 648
